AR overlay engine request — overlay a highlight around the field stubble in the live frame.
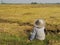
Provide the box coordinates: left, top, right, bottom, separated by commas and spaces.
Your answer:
0, 4, 60, 45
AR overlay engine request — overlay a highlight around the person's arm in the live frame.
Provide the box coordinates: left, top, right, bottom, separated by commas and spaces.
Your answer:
30, 28, 36, 41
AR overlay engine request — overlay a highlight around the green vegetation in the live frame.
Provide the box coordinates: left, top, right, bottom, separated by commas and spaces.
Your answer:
0, 32, 60, 45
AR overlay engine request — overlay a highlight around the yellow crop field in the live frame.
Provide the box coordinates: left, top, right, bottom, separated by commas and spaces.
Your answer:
0, 4, 60, 45
0, 4, 60, 30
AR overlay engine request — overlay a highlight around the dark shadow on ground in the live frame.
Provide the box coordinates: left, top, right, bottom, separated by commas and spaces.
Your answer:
0, 18, 33, 26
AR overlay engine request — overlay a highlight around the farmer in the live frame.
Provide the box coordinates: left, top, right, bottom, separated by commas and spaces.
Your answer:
30, 19, 46, 41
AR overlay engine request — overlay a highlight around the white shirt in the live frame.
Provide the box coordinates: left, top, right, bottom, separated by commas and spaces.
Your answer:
35, 27, 45, 40
30, 27, 45, 40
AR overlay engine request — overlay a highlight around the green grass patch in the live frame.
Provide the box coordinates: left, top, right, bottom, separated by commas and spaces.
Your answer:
0, 32, 60, 45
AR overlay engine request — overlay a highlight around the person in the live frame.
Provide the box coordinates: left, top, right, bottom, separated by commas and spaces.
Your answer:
30, 19, 46, 41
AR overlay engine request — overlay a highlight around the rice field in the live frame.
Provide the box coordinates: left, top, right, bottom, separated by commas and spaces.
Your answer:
0, 4, 60, 45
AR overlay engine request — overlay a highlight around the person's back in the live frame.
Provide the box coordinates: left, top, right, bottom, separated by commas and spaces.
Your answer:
35, 26, 45, 40
30, 19, 45, 41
